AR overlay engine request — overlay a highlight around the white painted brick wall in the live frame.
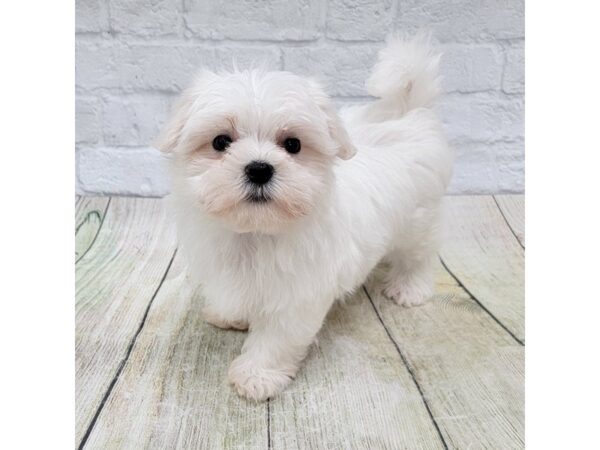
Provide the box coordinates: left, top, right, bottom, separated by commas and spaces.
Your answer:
76, 0, 524, 196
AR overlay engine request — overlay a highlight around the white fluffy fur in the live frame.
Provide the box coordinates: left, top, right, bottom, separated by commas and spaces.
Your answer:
157, 34, 453, 401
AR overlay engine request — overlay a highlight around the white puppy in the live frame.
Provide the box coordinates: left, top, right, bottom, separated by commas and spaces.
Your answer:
157, 35, 453, 401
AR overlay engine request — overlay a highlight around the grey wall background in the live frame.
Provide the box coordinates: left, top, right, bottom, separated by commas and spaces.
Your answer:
76, 0, 524, 196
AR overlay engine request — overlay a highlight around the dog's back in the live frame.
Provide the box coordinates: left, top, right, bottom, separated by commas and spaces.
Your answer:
335, 33, 452, 214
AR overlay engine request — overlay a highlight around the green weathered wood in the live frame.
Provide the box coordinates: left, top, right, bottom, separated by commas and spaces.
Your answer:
75, 196, 110, 262
269, 288, 445, 449
84, 253, 269, 450
494, 195, 525, 247
76, 198, 177, 446
75, 195, 525, 449
365, 261, 525, 449
440, 196, 525, 342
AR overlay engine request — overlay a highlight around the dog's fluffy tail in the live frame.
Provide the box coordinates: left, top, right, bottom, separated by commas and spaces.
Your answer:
366, 33, 442, 117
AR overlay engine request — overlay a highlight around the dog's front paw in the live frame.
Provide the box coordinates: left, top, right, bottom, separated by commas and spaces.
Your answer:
227, 358, 292, 401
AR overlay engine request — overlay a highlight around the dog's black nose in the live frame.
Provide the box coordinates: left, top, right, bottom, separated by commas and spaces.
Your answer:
245, 161, 274, 185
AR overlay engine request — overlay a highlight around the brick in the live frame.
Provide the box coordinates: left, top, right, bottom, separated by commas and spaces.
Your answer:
447, 140, 524, 194
183, 0, 324, 40
503, 42, 525, 94
77, 147, 170, 196
76, 96, 101, 144
494, 140, 524, 192
102, 94, 174, 146
109, 0, 182, 36
435, 93, 523, 143
397, 0, 524, 42
76, 41, 281, 92
283, 45, 378, 96
327, 0, 395, 41
76, 0, 109, 33
333, 98, 370, 110
184, 46, 282, 75
440, 44, 503, 93
75, 0, 526, 195
110, 43, 190, 92
76, 40, 117, 90
448, 141, 497, 194
76, 40, 188, 92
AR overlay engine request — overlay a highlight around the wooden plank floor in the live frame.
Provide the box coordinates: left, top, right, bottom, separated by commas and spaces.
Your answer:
75, 195, 525, 450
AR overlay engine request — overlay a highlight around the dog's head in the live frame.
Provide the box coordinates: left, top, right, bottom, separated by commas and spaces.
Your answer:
157, 70, 356, 234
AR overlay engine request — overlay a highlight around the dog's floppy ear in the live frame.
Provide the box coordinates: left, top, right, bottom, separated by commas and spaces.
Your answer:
155, 93, 194, 153
155, 71, 217, 153
308, 79, 357, 160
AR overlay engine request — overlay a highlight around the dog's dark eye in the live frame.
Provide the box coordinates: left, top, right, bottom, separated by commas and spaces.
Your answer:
212, 134, 232, 152
283, 137, 301, 154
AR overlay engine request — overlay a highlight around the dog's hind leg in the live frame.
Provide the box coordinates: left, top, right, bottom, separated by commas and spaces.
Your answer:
382, 211, 441, 307
203, 305, 249, 331
382, 251, 435, 307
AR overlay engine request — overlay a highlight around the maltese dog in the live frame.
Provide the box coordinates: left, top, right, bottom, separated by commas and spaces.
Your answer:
156, 35, 453, 401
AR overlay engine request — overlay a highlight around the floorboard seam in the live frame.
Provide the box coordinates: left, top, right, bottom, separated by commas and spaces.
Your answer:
492, 195, 525, 250
76, 197, 112, 264
267, 398, 272, 449
362, 285, 449, 450
439, 257, 525, 346
77, 248, 178, 450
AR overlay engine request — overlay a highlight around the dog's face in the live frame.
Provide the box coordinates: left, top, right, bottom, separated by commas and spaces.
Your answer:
157, 70, 356, 234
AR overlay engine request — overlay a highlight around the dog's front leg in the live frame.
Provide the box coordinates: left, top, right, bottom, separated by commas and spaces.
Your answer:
227, 300, 331, 401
